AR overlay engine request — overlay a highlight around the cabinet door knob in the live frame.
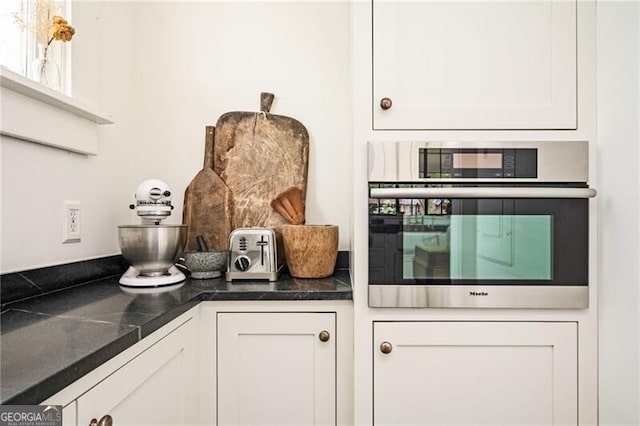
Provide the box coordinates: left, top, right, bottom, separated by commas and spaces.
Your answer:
319, 330, 330, 342
380, 97, 393, 110
97, 415, 113, 426
380, 341, 393, 354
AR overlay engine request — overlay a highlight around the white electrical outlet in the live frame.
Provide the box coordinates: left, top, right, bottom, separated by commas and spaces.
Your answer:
63, 201, 81, 243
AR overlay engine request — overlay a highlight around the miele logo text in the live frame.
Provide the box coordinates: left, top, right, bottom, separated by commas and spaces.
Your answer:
469, 291, 488, 296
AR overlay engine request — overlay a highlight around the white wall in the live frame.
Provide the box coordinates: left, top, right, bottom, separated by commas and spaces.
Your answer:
597, 1, 640, 425
0, 1, 352, 273
1, 2, 138, 272
129, 1, 352, 237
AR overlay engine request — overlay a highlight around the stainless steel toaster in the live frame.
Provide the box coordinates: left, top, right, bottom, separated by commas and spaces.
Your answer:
226, 227, 282, 281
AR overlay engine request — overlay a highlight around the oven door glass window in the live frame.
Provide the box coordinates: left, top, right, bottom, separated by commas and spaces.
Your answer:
369, 190, 588, 286
407, 214, 552, 281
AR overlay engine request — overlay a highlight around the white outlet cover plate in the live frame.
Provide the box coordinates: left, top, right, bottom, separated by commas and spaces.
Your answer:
63, 200, 81, 243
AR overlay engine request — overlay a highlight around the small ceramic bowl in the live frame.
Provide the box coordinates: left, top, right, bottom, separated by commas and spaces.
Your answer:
183, 250, 227, 279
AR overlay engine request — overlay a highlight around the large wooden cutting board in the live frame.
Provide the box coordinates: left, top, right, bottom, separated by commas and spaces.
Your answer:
213, 94, 309, 229
183, 126, 234, 251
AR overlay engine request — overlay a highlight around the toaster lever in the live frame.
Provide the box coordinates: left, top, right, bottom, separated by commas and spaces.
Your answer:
257, 235, 268, 265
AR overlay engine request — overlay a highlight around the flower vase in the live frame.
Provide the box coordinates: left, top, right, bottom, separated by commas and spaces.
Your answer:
30, 44, 61, 91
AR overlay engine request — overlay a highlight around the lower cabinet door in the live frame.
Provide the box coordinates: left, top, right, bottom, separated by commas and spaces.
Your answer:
373, 321, 577, 426
76, 318, 196, 426
62, 402, 76, 426
217, 312, 336, 425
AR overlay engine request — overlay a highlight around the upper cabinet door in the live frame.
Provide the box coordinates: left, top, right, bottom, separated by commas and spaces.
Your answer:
373, 0, 577, 130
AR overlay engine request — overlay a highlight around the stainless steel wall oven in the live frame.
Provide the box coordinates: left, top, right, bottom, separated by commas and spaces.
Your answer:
368, 141, 596, 308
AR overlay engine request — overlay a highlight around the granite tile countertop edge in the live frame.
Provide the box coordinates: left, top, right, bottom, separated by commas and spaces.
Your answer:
0, 270, 352, 405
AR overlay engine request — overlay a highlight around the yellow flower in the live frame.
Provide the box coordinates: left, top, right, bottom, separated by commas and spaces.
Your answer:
50, 16, 75, 43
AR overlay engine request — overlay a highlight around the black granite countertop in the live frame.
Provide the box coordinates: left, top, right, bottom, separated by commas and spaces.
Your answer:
0, 270, 351, 405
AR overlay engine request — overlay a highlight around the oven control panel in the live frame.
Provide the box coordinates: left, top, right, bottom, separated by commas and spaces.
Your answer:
368, 141, 589, 183
419, 148, 537, 179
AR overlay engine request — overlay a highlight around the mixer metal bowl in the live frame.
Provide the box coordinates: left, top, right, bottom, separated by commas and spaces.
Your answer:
118, 225, 187, 277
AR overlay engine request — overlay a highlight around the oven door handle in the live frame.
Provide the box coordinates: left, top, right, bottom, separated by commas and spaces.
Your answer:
369, 187, 597, 199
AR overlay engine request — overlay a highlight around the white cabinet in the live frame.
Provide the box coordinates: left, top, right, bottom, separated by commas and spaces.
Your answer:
75, 317, 196, 426
373, 321, 577, 426
62, 402, 76, 426
43, 310, 198, 426
44, 302, 353, 426
372, 0, 577, 130
217, 312, 336, 426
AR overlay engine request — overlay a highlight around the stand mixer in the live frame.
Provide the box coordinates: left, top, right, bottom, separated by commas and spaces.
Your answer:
118, 179, 187, 288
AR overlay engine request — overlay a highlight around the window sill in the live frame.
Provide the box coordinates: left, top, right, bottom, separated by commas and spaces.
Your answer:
0, 66, 113, 155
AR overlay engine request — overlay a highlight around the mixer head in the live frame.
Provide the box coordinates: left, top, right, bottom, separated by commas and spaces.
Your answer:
129, 179, 174, 224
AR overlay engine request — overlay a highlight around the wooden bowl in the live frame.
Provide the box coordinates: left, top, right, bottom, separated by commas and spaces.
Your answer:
281, 225, 338, 278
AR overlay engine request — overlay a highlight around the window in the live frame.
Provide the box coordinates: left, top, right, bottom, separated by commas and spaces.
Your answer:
0, 0, 112, 155
0, 0, 71, 94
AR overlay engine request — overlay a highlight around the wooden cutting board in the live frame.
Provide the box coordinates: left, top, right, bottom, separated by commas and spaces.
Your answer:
213, 93, 309, 229
183, 126, 234, 251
